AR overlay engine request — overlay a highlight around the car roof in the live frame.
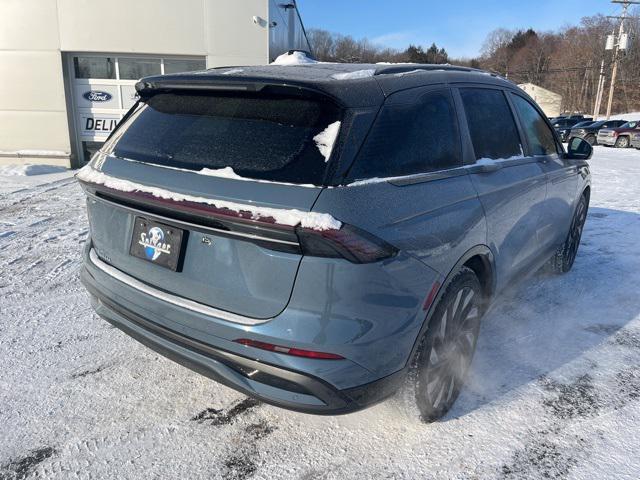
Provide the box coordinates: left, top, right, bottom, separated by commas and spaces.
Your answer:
136, 63, 516, 109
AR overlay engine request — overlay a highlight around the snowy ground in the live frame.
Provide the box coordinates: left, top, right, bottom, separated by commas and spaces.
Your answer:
1, 147, 640, 480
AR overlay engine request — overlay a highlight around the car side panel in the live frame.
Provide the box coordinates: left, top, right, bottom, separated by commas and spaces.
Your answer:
309, 175, 486, 375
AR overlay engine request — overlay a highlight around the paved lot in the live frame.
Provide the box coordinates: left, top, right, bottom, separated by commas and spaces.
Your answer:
1, 147, 640, 479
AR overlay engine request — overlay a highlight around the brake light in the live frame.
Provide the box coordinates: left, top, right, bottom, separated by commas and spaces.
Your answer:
234, 339, 344, 360
296, 223, 397, 263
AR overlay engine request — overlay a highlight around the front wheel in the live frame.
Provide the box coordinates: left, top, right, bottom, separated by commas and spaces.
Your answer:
548, 194, 588, 274
615, 136, 630, 148
412, 267, 484, 422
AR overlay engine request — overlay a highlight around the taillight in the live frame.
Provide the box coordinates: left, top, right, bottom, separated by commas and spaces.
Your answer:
234, 339, 344, 360
296, 223, 398, 263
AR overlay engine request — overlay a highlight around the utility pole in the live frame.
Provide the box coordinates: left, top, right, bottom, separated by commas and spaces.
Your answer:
593, 59, 606, 119
604, 0, 639, 119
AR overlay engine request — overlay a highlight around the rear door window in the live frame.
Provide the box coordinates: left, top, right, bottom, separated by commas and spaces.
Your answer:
347, 89, 462, 181
511, 94, 559, 155
109, 92, 342, 185
459, 88, 523, 161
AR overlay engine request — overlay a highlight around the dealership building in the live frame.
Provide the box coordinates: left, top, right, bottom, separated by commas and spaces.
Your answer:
0, 0, 310, 168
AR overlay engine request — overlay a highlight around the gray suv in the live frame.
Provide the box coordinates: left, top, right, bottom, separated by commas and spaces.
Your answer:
78, 63, 592, 422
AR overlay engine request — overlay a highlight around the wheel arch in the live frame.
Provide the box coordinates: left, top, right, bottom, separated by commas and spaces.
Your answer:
406, 245, 496, 367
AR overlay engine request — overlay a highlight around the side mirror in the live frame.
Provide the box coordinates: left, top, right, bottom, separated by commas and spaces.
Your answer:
566, 137, 593, 160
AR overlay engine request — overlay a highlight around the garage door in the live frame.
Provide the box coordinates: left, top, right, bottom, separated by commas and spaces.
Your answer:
68, 54, 206, 164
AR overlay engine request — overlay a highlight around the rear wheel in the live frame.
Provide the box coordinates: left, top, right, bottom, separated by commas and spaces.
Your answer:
585, 134, 596, 146
548, 194, 588, 274
615, 136, 630, 148
412, 267, 484, 422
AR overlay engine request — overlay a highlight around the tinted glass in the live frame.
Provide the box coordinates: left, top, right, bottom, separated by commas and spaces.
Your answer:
118, 58, 161, 80
460, 88, 522, 160
347, 90, 461, 180
573, 121, 593, 128
111, 93, 341, 185
164, 59, 206, 74
620, 121, 638, 129
74, 56, 115, 79
511, 94, 558, 155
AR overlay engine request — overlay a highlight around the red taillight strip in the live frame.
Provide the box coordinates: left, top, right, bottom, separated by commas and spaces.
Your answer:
234, 339, 344, 360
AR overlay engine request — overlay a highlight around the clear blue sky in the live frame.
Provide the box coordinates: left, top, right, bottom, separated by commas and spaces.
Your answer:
296, 0, 619, 58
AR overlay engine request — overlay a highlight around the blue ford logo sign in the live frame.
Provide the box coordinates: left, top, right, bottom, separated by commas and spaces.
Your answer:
83, 90, 112, 102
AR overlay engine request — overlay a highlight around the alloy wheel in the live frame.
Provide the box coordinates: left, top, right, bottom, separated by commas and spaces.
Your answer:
420, 285, 481, 414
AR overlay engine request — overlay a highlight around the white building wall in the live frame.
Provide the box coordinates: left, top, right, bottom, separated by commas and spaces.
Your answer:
0, 0, 70, 165
518, 83, 563, 118
0, 0, 280, 167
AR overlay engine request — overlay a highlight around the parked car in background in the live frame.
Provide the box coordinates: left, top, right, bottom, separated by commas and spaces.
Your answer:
551, 117, 593, 142
558, 120, 594, 142
597, 121, 640, 147
570, 119, 627, 145
631, 131, 640, 150
77, 63, 592, 422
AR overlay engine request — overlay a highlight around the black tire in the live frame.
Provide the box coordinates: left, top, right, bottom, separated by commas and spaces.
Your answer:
585, 134, 596, 146
548, 193, 588, 274
615, 136, 630, 148
412, 267, 484, 422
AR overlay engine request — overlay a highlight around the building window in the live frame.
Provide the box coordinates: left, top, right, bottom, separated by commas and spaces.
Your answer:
74, 56, 116, 79
163, 59, 206, 74
118, 58, 162, 80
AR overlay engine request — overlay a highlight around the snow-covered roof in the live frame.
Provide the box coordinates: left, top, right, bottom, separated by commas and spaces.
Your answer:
136, 62, 512, 108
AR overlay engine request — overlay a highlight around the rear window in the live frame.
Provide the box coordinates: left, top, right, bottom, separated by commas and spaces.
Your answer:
109, 92, 342, 185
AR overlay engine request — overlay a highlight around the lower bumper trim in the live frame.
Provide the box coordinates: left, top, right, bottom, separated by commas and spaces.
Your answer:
81, 266, 405, 415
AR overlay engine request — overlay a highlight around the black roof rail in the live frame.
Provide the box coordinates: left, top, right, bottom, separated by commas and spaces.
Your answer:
374, 64, 477, 76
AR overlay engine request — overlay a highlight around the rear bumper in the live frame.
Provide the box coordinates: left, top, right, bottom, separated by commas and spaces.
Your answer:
81, 264, 406, 415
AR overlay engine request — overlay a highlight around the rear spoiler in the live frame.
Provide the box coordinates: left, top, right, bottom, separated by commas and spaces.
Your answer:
135, 75, 345, 106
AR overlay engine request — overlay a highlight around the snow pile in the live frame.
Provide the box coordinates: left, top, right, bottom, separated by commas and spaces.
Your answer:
0, 164, 68, 176
313, 121, 341, 162
199, 166, 253, 181
76, 165, 341, 230
331, 69, 376, 80
197, 166, 316, 188
271, 51, 318, 66
221, 68, 244, 75
393, 69, 426, 77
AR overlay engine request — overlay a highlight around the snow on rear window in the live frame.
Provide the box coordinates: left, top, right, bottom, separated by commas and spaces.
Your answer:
111, 93, 341, 185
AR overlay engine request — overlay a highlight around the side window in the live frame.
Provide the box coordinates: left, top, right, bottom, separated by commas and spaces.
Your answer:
460, 88, 522, 161
511, 94, 558, 155
347, 89, 462, 180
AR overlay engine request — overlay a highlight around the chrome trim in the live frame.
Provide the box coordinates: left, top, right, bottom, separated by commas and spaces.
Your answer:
84, 190, 299, 247
88, 248, 271, 325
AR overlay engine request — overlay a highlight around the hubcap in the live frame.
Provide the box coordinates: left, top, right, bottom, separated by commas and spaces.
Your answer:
424, 287, 479, 410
